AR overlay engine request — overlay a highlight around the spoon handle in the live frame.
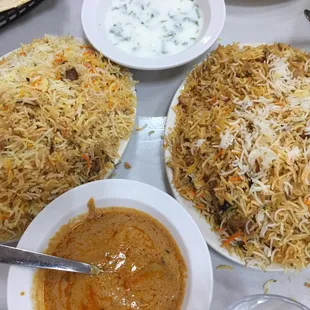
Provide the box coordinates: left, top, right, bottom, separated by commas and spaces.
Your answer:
0, 244, 96, 275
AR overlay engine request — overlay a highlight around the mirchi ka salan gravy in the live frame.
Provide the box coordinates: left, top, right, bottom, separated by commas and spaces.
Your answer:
33, 199, 187, 310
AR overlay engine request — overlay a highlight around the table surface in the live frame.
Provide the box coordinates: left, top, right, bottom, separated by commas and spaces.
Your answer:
1, 0, 310, 309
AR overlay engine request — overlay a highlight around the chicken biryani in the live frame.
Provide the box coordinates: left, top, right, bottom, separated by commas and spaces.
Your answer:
167, 43, 310, 270
0, 35, 136, 241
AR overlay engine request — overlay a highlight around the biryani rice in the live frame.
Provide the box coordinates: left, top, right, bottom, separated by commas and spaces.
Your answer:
0, 35, 136, 241
167, 43, 310, 270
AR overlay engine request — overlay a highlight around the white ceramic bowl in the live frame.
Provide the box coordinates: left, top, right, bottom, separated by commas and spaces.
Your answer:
7, 179, 213, 310
81, 0, 226, 70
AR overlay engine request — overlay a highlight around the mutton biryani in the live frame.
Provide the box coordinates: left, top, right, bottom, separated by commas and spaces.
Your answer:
0, 35, 136, 242
167, 43, 310, 270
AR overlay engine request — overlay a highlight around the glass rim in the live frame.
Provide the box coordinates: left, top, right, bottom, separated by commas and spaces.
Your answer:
228, 294, 310, 310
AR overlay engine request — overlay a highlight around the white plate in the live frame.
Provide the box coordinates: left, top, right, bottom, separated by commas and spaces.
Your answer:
7, 179, 213, 310
81, 0, 226, 70
0, 41, 136, 243
164, 47, 282, 271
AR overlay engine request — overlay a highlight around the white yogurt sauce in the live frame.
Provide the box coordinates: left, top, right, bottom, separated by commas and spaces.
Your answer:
105, 0, 203, 58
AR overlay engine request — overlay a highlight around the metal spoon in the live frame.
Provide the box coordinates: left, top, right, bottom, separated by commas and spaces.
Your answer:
304, 9, 310, 22
0, 244, 102, 275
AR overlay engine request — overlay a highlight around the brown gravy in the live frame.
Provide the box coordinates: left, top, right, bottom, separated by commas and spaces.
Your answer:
33, 200, 187, 310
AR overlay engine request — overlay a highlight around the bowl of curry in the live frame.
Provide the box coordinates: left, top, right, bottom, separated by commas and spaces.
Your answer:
7, 179, 213, 310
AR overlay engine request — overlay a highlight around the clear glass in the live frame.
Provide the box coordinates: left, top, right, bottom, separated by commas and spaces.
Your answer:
228, 294, 309, 310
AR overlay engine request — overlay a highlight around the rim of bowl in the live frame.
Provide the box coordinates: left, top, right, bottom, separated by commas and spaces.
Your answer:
81, 0, 226, 70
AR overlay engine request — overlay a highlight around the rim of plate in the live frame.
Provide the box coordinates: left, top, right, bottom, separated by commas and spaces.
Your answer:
0, 40, 136, 244
7, 179, 213, 310
81, 0, 226, 70
164, 43, 285, 272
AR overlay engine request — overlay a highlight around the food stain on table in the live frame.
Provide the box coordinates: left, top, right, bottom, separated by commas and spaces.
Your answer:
33, 199, 187, 310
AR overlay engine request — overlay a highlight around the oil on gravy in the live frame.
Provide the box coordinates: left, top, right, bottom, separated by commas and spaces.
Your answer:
105, 0, 203, 57
33, 199, 187, 310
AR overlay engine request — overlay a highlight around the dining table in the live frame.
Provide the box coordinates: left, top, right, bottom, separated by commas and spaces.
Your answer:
1, 0, 310, 309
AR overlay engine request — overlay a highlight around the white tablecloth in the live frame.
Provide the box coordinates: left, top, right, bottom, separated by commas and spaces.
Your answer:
1, 0, 310, 309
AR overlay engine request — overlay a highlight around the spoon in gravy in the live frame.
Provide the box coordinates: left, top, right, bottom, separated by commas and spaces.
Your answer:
0, 244, 102, 275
